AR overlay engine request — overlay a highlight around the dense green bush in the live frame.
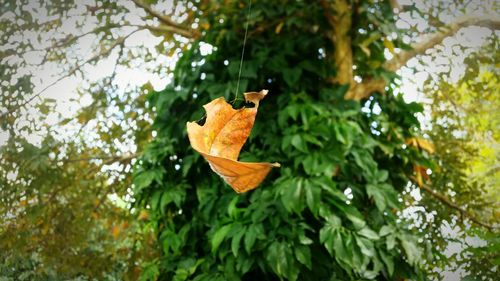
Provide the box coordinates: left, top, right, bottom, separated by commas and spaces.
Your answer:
134, 1, 429, 280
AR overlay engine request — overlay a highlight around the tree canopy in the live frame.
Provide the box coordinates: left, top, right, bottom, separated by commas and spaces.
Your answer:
0, 0, 498, 280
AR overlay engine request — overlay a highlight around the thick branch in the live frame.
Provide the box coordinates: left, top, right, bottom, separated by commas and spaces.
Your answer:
348, 78, 386, 100
131, 0, 198, 38
345, 16, 500, 100
410, 177, 497, 231
386, 16, 500, 71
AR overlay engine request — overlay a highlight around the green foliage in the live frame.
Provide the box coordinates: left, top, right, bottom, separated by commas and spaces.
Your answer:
135, 1, 429, 280
2, 0, 496, 279
0, 133, 157, 280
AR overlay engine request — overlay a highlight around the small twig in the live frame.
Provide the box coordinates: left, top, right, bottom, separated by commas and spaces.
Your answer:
409, 176, 496, 231
130, 0, 198, 38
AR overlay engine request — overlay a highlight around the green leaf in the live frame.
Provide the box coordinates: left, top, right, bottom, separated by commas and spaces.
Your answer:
351, 150, 377, 179
244, 225, 257, 253
355, 236, 375, 257
319, 219, 341, 256
386, 234, 396, 251
302, 154, 317, 175
332, 201, 366, 229
358, 227, 380, 240
366, 183, 397, 212
399, 235, 421, 265
231, 227, 245, 257
312, 176, 343, 199
280, 178, 304, 214
140, 262, 160, 281
291, 134, 308, 152
379, 250, 394, 276
173, 268, 190, 281
333, 230, 350, 264
151, 190, 162, 211
295, 245, 312, 269
211, 224, 232, 254
162, 229, 182, 254
283, 68, 302, 87
379, 183, 398, 208
227, 196, 239, 218
298, 231, 313, 245
266, 241, 299, 281
379, 225, 394, 237
304, 179, 321, 215
376, 170, 389, 182
366, 184, 386, 211
134, 168, 163, 191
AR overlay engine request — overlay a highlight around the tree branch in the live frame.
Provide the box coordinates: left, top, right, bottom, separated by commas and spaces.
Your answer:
131, 0, 198, 39
65, 153, 138, 164
409, 176, 497, 231
138, 24, 195, 37
342, 15, 500, 101
386, 16, 500, 71
347, 78, 386, 100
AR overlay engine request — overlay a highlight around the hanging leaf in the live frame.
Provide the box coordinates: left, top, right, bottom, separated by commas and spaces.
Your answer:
187, 90, 280, 193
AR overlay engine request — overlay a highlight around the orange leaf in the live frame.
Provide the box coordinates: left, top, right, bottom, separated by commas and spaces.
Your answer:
413, 164, 429, 187
187, 90, 280, 193
406, 137, 435, 154
275, 21, 284, 34
416, 138, 435, 154
111, 225, 121, 239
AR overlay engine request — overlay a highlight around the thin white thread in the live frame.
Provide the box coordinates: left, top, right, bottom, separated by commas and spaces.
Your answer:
233, 0, 252, 103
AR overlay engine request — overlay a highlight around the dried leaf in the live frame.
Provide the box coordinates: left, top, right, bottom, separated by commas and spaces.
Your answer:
413, 164, 429, 187
383, 38, 395, 54
111, 225, 121, 239
187, 90, 280, 193
275, 21, 285, 34
406, 137, 435, 154
416, 138, 435, 154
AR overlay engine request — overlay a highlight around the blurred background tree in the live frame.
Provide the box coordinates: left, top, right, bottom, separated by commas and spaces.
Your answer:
417, 43, 499, 280
0, 0, 498, 280
0, 0, 196, 278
